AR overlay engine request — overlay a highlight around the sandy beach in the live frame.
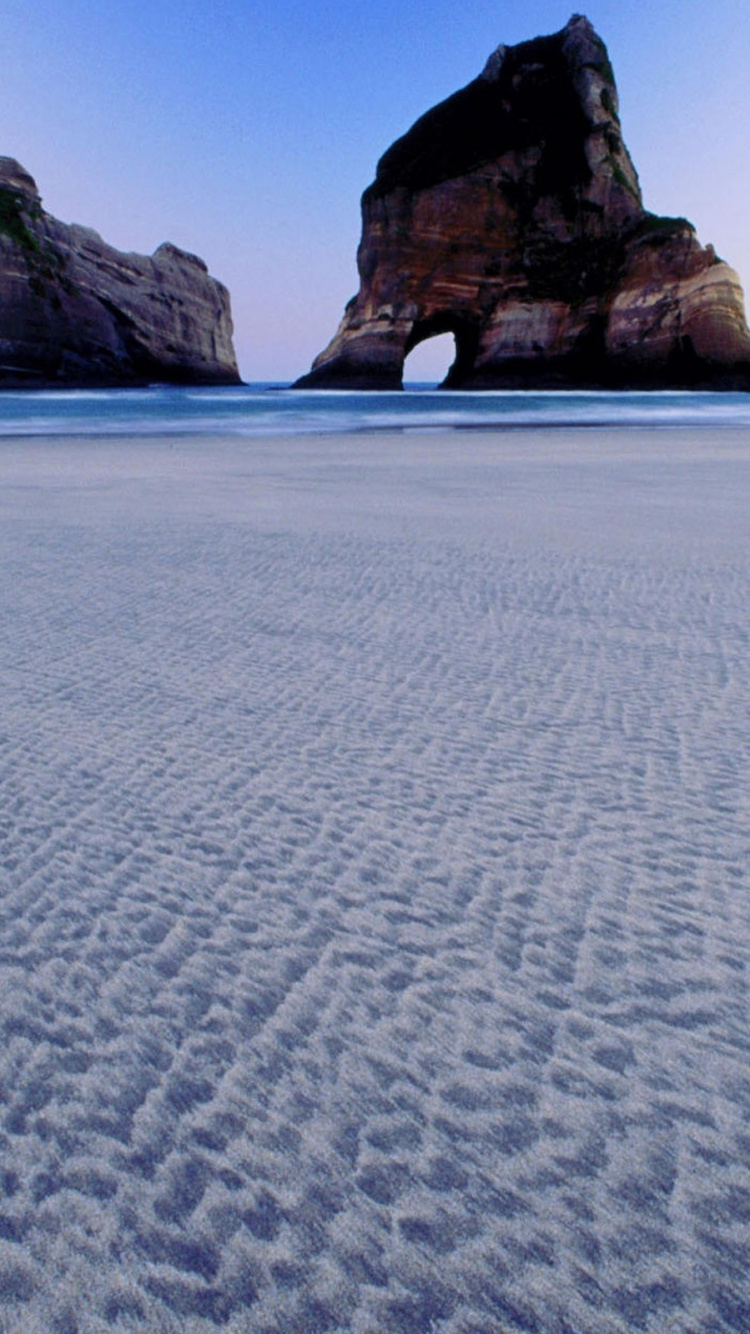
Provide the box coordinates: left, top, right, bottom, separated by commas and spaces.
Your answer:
1, 427, 749, 1333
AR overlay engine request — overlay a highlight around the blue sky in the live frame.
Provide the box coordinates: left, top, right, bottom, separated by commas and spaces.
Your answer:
2, 1, 749, 381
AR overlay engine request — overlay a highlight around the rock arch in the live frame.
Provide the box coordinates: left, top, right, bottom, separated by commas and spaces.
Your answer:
294, 16, 750, 391
404, 315, 480, 388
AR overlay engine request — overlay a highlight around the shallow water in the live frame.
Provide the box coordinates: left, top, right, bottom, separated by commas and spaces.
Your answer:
2, 383, 750, 439
0, 423, 749, 1332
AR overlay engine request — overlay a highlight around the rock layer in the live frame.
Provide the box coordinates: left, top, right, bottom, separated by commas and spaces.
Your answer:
296, 15, 750, 390
0, 158, 239, 386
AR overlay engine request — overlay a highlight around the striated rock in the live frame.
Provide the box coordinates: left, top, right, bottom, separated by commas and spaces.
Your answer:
0, 157, 239, 386
296, 15, 750, 390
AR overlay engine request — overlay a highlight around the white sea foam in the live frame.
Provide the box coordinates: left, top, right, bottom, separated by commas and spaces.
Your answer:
0, 428, 748, 1332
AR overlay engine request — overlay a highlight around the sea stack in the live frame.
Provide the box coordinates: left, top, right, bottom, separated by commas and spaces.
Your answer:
295, 15, 750, 390
0, 157, 240, 387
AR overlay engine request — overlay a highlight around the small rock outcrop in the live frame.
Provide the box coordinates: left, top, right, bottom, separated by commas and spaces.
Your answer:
296, 15, 750, 389
0, 158, 240, 386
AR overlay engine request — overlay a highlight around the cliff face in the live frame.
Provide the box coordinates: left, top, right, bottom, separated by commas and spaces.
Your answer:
0, 158, 240, 387
296, 15, 750, 389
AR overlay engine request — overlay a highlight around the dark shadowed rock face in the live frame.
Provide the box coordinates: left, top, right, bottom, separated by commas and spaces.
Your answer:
296, 14, 750, 390
0, 158, 240, 387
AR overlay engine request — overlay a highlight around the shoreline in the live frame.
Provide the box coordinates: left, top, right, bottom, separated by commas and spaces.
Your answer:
2, 426, 750, 545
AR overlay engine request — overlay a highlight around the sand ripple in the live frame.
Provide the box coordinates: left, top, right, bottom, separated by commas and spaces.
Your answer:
0, 430, 749, 1332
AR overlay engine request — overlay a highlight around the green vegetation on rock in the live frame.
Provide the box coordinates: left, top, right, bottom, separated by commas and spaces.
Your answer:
0, 185, 40, 253
636, 212, 692, 233
608, 159, 640, 202
0, 183, 69, 300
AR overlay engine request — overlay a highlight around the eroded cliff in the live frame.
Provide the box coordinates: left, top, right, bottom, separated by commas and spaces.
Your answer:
296, 15, 750, 390
0, 158, 239, 387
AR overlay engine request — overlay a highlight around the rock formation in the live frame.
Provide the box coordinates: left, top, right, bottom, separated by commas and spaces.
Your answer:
0, 157, 239, 386
296, 15, 750, 390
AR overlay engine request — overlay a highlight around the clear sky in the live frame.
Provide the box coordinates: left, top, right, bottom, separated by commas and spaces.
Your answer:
2, 1, 749, 382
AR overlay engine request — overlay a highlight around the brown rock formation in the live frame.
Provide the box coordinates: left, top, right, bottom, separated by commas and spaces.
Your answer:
0, 158, 240, 387
296, 15, 750, 389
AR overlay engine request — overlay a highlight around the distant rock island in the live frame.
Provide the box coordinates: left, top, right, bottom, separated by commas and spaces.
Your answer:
0, 157, 239, 387
296, 14, 750, 390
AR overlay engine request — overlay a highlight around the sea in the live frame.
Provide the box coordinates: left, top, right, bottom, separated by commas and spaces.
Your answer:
2, 382, 750, 437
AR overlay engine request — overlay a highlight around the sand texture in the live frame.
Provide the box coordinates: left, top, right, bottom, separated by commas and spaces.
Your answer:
0, 429, 749, 1332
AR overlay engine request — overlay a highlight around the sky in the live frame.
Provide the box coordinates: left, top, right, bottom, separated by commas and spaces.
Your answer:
1, 0, 750, 383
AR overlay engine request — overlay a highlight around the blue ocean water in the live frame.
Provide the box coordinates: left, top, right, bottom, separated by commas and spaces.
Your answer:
1, 383, 750, 437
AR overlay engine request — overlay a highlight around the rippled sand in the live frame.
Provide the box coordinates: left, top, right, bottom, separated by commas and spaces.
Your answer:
1, 429, 748, 1333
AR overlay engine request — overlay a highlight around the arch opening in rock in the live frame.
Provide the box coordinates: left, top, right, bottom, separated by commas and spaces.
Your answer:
403, 316, 479, 388
402, 332, 456, 388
